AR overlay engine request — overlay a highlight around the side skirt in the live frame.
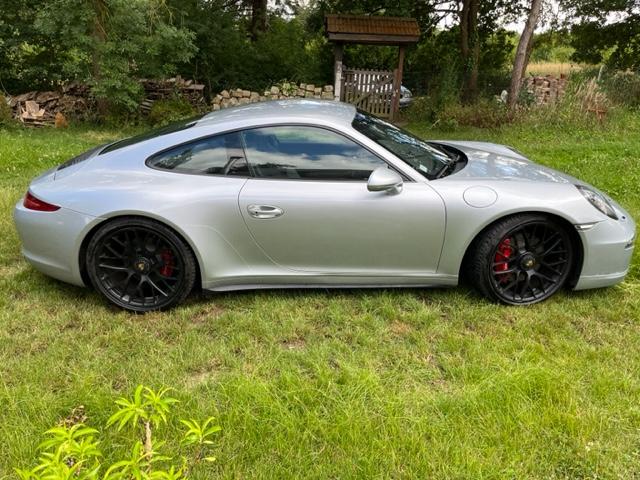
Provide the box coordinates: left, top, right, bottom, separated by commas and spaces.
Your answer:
203, 274, 459, 292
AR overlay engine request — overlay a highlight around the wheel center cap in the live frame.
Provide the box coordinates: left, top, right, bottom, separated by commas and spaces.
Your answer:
520, 254, 536, 270
134, 257, 150, 274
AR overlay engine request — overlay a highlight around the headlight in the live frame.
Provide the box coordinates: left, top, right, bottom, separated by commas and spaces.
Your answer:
576, 185, 618, 220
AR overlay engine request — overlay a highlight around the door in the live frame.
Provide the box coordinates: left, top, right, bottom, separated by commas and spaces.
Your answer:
238, 125, 445, 275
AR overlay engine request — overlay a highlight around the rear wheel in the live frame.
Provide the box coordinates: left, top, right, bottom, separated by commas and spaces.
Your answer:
468, 214, 574, 305
86, 218, 196, 312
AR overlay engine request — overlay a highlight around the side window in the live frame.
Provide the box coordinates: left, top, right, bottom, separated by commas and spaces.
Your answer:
241, 126, 388, 180
147, 132, 249, 176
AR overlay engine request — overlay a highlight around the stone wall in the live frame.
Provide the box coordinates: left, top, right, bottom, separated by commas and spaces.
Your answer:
525, 75, 568, 105
212, 82, 334, 110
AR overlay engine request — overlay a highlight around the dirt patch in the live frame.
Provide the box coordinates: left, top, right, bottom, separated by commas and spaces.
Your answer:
191, 303, 225, 325
389, 320, 413, 336
184, 358, 224, 389
281, 337, 306, 350
58, 405, 88, 427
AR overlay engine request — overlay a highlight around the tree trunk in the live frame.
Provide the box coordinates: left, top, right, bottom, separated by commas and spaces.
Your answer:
250, 0, 267, 41
460, 0, 480, 103
507, 0, 543, 109
90, 0, 109, 117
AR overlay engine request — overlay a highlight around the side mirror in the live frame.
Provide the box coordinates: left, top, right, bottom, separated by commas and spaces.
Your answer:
367, 167, 403, 194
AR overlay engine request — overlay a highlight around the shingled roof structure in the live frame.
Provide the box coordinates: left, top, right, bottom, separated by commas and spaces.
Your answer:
325, 14, 420, 45
325, 14, 420, 120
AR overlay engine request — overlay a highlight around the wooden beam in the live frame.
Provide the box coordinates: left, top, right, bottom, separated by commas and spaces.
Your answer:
333, 43, 344, 101
391, 45, 405, 121
327, 33, 419, 45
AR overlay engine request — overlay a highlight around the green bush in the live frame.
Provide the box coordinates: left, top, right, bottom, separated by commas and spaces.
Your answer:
147, 98, 196, 127
602, 71, 640, 108
0, 94, 14, 126
435, 99, 511, 129
402, 96, 441, 123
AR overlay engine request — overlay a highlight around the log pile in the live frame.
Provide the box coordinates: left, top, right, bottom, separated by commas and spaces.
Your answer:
525, 75, 568, 105
7, 77, 206, 125
139, 76, 206, 114
7, 78, 335, 124
8, 83, 95, 126
19, 101, 48, 127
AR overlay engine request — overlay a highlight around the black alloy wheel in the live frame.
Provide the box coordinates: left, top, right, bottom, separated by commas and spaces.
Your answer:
469, 214, 574, 305
86, 218, 197, 312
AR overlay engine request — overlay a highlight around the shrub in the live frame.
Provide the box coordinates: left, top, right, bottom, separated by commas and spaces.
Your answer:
15, 385, 221, 480
148, 98, 196, 127
574, 77, 609, 112
402, 96, 441, 123
0, 94, 14, 126
435, 99, 512, 129
602, 71, 640, 108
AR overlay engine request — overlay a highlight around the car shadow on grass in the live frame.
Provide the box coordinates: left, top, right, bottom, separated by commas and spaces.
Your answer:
11, 264, 630, 315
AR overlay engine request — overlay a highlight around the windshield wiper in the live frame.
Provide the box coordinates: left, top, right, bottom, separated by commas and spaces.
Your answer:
434, 153, 460, 179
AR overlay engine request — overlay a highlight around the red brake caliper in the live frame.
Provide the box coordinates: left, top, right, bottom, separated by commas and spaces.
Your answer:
494, 237, 513, 283
159, 248, 175, 277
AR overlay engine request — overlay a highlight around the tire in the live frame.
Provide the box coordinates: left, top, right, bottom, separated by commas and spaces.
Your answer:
468, 214, 574, 305
86, 217, 197, 312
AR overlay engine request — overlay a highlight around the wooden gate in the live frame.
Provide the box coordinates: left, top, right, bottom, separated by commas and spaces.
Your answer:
341, 68, 398, 118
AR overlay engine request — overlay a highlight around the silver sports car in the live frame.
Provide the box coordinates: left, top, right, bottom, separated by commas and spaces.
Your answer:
14, 100, 636, 312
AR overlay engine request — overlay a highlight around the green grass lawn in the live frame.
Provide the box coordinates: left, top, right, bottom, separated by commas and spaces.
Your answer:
1, 111, 639, 479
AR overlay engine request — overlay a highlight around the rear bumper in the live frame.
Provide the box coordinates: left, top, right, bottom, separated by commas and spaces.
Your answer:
574, 215, 635, 290
13, 201, 97, 286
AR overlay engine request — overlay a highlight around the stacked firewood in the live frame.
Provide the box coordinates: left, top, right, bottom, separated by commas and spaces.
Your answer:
139, 76, 206, 114
8, 83, 94, 126
525, 75, 568, 105
7, 77, 206, 126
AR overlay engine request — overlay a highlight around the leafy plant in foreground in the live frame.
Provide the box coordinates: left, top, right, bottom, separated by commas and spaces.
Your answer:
15, 386, 222, 480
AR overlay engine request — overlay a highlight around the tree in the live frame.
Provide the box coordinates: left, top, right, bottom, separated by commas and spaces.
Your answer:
459, 0, 480, 102
457, 0, 524, 102
507, 0, 543, 108
249, 0, 268, 40
561, 0, 640, 70
32, 0, 197, 113
90, 0, 109, 116
0, 0, 63, 92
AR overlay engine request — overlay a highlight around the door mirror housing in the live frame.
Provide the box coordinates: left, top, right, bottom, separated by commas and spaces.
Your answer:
367, 167, 403, 194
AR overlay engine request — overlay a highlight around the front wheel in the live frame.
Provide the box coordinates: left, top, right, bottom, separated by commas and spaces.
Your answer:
468, 214, 574, 305
86, 218, 197, 312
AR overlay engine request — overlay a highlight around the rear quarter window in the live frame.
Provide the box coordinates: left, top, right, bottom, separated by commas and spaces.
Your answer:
146, 131, 249, 176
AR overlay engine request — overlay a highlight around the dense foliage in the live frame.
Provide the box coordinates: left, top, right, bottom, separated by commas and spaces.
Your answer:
561, 0, 640, 70
0, 0, 638, 117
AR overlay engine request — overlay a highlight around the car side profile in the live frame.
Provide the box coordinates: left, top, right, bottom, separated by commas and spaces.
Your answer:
14, 100, 636, 311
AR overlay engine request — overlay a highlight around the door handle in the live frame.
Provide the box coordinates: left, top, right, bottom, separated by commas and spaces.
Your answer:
247, 204, 284, 219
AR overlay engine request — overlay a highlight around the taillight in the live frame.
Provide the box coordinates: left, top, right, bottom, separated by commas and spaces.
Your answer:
23, 191, 60, 212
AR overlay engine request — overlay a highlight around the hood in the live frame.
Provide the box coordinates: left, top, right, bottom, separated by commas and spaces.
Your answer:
435, 140, 582, 184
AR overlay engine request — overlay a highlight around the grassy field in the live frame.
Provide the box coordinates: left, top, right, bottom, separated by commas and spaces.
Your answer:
525, 62, 584, 77
1, 110, 640, 479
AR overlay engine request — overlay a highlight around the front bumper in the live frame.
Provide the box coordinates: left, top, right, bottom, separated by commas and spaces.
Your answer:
574, 214, 635, 290
13, 201, 97, 287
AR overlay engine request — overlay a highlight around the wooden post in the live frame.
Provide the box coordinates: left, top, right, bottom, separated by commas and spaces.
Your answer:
333, 43, 344, 101
391, 45, 405, 121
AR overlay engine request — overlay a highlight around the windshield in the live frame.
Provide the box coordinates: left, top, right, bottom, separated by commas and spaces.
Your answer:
352, 111, 453, 179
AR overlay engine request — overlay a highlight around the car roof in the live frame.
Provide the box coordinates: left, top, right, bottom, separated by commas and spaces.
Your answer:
98, 100, 359, 158
194, 99, 357, 129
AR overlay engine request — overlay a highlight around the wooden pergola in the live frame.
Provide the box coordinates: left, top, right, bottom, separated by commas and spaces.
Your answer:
325, 14, 420, 120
